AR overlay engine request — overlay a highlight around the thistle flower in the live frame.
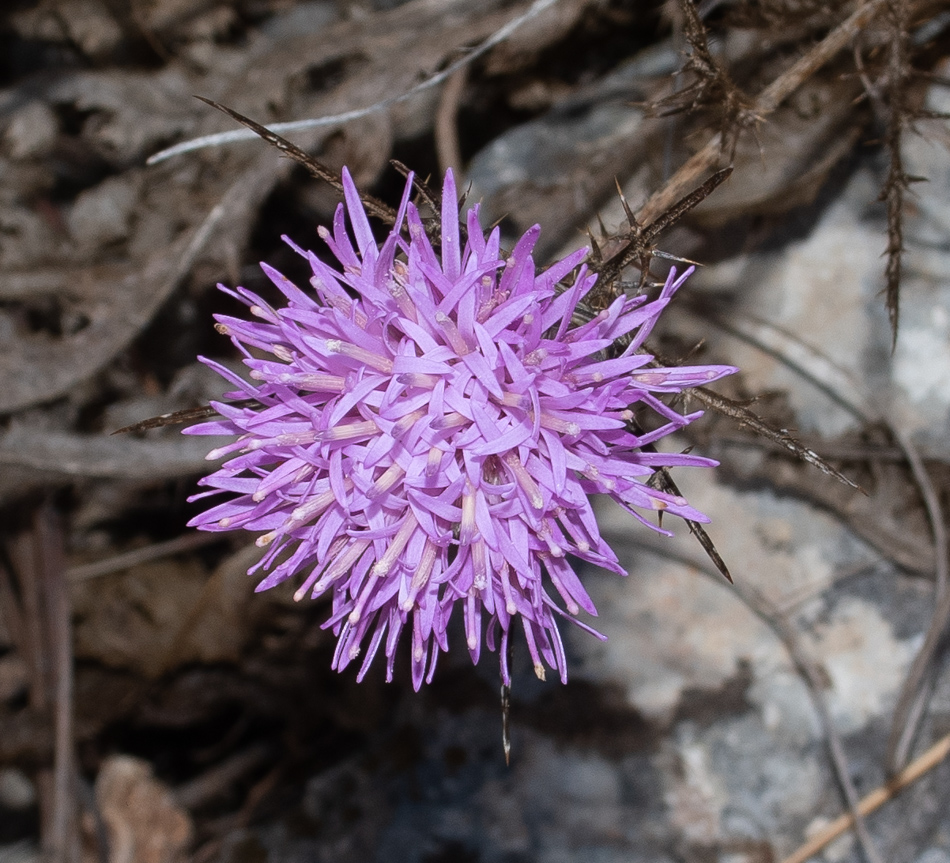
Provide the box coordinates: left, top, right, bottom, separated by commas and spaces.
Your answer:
185, 168, 735, 689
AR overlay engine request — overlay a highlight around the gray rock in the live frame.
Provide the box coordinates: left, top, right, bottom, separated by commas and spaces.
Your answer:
0, 769, 35, 811
3, 102, 59, 161
67, 174, 140, 250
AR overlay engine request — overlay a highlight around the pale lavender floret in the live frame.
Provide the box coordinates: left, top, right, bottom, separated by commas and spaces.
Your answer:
185, 167, 736, 689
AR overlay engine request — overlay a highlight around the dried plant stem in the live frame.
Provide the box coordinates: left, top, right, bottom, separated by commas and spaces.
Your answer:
436, 67, 468, 180
10, 532, 49, 711
780, 732, 950, 863
636, 0, 890, 226
890, 423, 948, 602
0, 558, 26, 670
36, 506, 78, 863
886, 579, 950, 772
6, 507, 79, 863
66, 531, 226, 582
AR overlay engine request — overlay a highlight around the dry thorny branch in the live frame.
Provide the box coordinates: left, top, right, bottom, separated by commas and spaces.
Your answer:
646, 0, 758, 158
642, 0, 945, 346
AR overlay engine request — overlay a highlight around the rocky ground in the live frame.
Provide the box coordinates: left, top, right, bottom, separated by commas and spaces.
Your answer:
1, 1, 950, 862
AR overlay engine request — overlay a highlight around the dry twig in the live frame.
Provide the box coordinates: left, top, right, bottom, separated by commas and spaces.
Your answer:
781, 733, 950, 863
435, 67, 468, 180
636, 0, 891, 227
5, 507, 79, 863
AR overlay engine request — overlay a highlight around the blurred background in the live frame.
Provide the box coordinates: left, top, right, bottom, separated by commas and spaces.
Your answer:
1, 0, 950, 861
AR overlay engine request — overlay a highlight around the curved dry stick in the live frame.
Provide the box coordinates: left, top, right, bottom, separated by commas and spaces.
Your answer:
695, 306, 950, 774
435, 67, 468, 180
626, 537, 884, 863
886, 583, 950, 771
884, 424, 949, 775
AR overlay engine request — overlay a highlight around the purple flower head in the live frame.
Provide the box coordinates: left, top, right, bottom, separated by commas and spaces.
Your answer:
185, 168, 736, 689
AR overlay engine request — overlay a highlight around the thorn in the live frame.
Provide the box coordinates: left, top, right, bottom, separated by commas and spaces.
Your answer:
587, 229, 602, 261
615, 177, 638, 228
652, 249, 704, 267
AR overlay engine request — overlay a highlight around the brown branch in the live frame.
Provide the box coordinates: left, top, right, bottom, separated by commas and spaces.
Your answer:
435, 67, 468, 180
6, 508, 79, 862
9, 531, 50, 711
887, 472, 948, 763
35, 505, 78, 863
781, 733, 950, 863
885, 574, 950, 774
593, 167, 734, 291
636, 0, 891, 228
0, 557, 26, 668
